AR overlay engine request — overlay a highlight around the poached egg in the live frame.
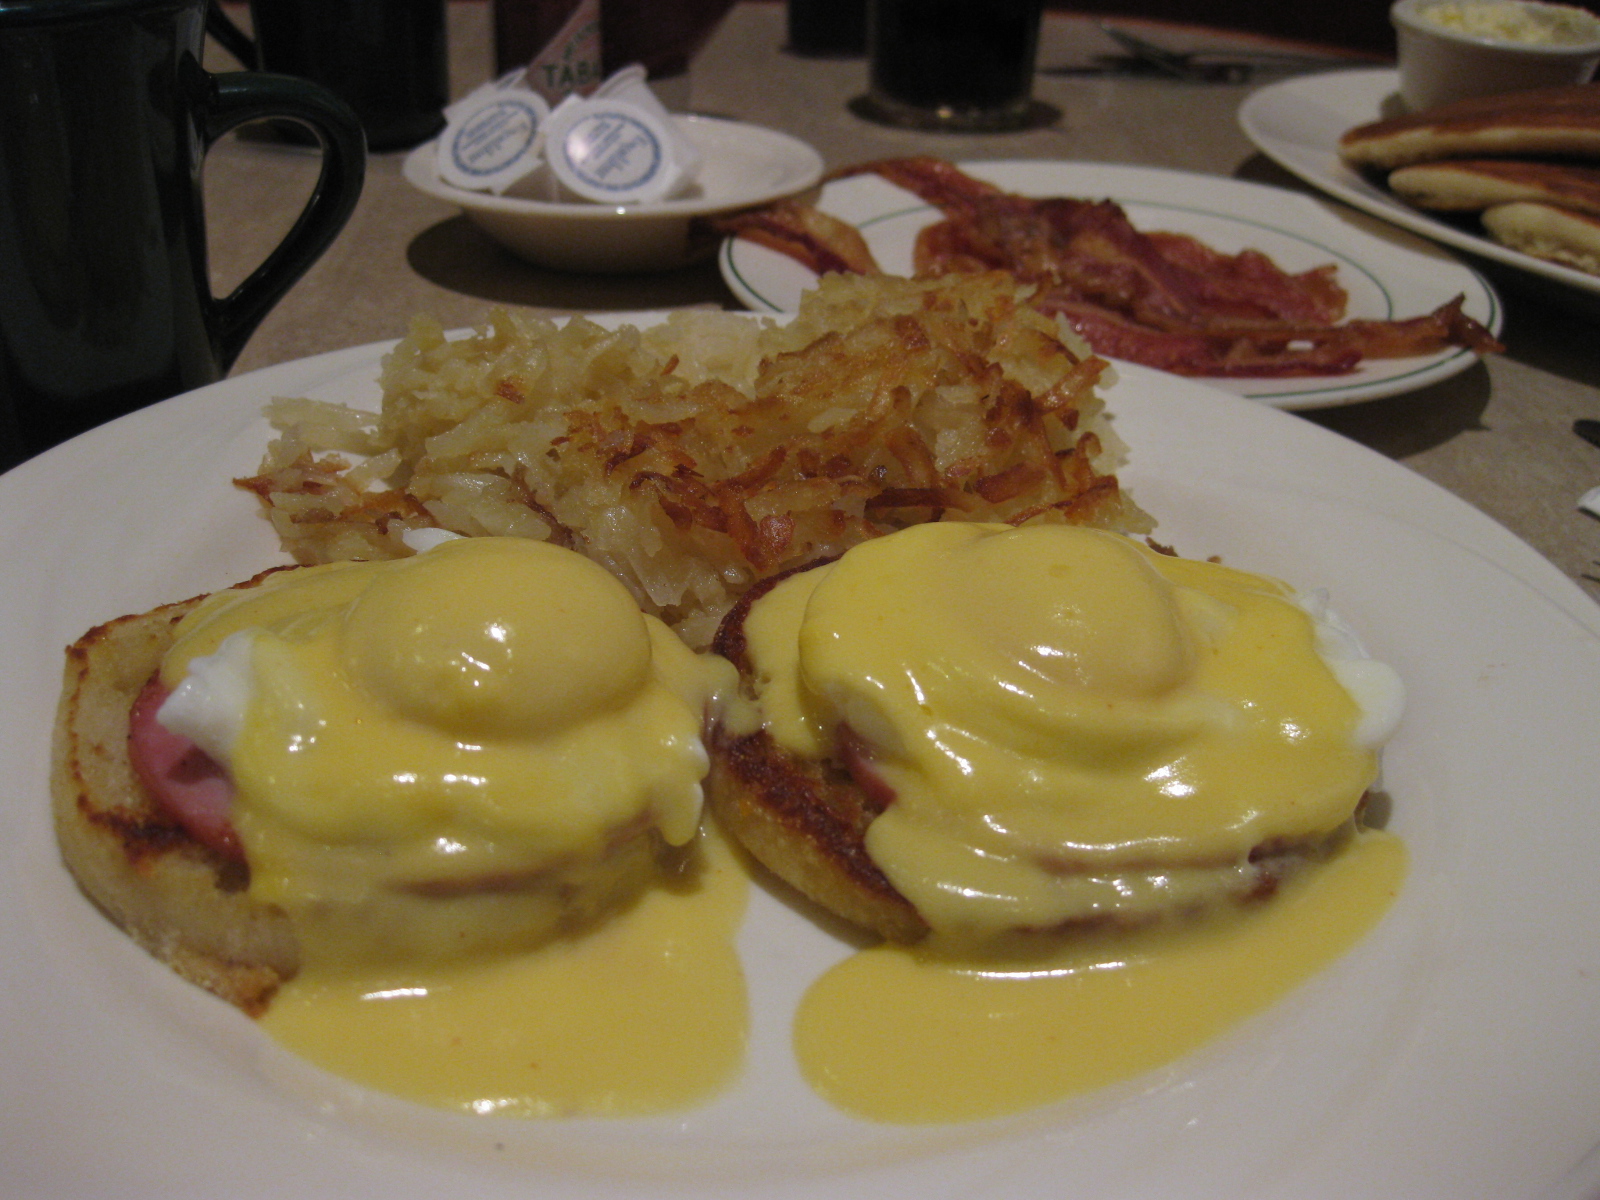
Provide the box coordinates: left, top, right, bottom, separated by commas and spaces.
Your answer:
154, 535, 749, 1115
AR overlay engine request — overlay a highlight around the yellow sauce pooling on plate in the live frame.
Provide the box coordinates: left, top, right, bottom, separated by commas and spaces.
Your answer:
795, 832, 1404, 1124
261, 826, 749, 1118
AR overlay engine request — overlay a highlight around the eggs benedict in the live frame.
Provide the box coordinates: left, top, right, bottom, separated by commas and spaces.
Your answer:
709, 521, 1406, 1121
53, 535, 735, 1010
708, 521, 1403, 943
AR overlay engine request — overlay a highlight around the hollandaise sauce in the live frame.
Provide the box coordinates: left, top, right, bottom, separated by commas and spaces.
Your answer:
157, 536, 749, 1116
261, 827, 748, 1117
795, 832, 1404, 1124
743, 522, 1404, 937
738, 521, 1407, 1122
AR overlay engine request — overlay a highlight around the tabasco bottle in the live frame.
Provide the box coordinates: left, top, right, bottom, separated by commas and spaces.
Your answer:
493, 0, 603, 104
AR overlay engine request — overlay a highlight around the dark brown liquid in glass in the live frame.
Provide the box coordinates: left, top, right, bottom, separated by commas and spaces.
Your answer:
869, 0, 1041, 111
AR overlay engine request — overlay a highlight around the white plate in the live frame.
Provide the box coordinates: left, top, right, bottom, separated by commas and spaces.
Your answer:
404, 115, 822, 273
1239, 67, 1600, 299
717, 160, 1502, 410
5, 333, 1600, 1200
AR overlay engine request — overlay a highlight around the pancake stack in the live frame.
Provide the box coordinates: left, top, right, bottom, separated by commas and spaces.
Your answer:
1340, 82, 1600, 276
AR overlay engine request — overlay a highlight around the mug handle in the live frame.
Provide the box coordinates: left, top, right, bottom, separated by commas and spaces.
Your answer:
197, 68, 368, 369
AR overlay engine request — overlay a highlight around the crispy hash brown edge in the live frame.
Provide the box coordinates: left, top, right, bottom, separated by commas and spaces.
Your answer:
51, 574, 299, 1015
240, 276, 1149, 651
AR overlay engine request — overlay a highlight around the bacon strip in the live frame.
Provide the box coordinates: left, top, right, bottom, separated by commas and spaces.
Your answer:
729, 157, 1502, 378
715, 199, 881, 276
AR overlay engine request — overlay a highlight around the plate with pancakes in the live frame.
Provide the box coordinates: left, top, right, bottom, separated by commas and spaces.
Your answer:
1240, 68, 1600, 298
5, 312, 1600, 1199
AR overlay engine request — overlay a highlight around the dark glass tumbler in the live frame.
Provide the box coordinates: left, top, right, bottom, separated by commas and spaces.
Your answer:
863, 0, 1043, 131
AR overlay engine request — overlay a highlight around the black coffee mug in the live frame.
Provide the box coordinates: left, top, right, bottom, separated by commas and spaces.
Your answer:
207, 0, 448, 152
0, 0, 366, 472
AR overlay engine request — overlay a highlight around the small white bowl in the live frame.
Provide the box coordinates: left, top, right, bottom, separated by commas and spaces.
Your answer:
1392, 0, 1600, 109
403, 114, 823, 273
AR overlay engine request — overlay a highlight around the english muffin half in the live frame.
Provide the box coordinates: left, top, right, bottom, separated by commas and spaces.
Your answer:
52, 581, 297, 1015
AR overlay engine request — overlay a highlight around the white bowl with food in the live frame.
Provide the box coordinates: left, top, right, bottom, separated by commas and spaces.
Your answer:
403, 114, 823, 273
1391, 0, 1600, 109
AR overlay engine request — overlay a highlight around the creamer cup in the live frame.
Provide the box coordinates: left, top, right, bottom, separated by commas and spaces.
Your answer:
544, 95, 694, 205
437, 72, 551, 194
594, 64, 704, 180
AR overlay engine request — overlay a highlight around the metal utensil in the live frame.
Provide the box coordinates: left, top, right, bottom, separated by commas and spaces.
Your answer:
1084, 24, 1351, 83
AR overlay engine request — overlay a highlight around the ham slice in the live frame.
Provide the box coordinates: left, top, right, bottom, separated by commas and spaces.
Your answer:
127, 676, 242, 861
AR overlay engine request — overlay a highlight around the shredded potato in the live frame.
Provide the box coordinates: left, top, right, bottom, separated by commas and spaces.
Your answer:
240, 273, 1150, 647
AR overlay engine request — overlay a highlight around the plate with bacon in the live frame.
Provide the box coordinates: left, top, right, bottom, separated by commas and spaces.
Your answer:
717, 158, 1502, 410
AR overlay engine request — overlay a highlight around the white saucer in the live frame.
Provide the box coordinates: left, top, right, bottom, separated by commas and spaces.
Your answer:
404, 115, 823, 273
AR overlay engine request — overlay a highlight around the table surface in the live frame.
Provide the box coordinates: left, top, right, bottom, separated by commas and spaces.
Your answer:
203, 0, 1600, 605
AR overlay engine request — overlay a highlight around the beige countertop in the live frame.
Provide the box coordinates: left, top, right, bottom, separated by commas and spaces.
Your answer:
203, 0, 1600, 605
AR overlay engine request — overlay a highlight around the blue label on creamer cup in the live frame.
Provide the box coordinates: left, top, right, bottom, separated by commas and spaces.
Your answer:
560, 110, 663, 192
437, 80, 550, 194
545, 97, 690, 204
453, 98, 542, 177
